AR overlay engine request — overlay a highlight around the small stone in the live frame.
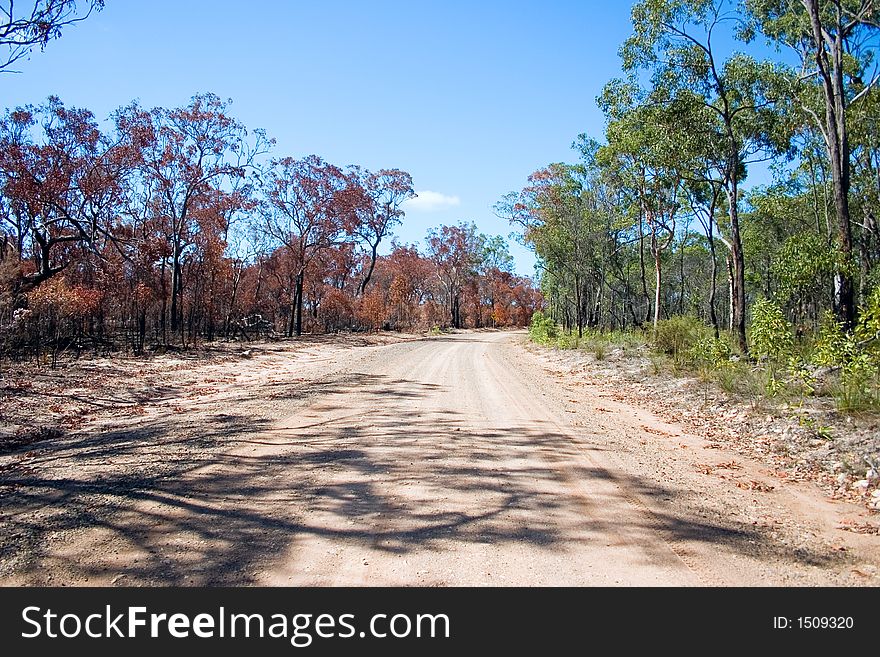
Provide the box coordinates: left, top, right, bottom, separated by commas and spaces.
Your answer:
852, 479, 870, 490
851, 564, 878, 578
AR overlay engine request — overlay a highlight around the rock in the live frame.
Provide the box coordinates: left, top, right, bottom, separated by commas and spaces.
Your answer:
852, 479, 869, 491
837, 473, 848, 485
852, 564, 878, 577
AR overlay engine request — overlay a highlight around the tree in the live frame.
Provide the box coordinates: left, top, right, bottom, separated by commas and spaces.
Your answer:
426, 222, 484, 329
623, 0, 792, 352
598, 91, 686, 333
119, 93, 267, 342
0, 92, 542, 359
351, 168, 415, 296
499, 157, 616, 336
746, 0, 880, 329
382, 243, 435, 329
0, 96, 135, 298
1, 1, 103, 72
478, 235, 514, 326
261, 155, 357, 336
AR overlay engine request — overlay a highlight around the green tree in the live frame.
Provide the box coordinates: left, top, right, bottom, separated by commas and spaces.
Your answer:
623, 0, 792, 352
746, 0, 880, 329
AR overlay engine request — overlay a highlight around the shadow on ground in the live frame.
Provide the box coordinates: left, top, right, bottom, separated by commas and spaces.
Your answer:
0, 369, 843, 585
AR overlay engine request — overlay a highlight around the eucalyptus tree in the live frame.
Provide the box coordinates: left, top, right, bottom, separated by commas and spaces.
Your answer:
622, 0, 792, 352
746, 0, 880, 328
848, 86, 880, 299
497, 160, 607, 336
598, 81, 688, 333
0, 1, 103, 73
426, 221, 484, 329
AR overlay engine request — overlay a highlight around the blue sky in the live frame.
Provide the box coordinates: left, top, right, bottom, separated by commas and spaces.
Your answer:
1, 1, 692, 275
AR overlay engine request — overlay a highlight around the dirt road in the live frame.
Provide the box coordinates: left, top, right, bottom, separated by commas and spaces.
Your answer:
2, 331, 878, 585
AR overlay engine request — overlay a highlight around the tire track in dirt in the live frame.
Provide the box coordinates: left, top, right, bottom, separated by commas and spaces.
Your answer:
477, 340, 714, 585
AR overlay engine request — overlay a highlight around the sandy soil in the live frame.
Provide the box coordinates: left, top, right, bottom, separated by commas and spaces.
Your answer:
1, 330, 878, 586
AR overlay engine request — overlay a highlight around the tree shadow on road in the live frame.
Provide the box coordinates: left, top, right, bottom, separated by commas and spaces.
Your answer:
0, 370, 846, 585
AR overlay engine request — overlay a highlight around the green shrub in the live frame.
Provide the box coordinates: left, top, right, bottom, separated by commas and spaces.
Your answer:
555, 330, 580, 350
812, 312, 852, 367
786, 355, 817, 397
652, 316, 711, 363
810, 294, 880, 412
855, 285, 880, 349
529, 311, 559, 344
834, 354, 880, 412
748, 298, 794, 362
688, 335, 732, 369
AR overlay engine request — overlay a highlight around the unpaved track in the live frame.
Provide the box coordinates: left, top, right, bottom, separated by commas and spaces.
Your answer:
2, 332, 878, 585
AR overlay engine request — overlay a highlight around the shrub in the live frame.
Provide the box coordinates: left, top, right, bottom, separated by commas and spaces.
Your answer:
652, 316, 711, 363
748, 298, 793, 362
529, 311, 559, 344
688, 335, 732, 369
834, 354, 880, 412
811, 293, 880, 412
855, 285, 880, 350
555, 330, 580, 349
812, 312, 852, 368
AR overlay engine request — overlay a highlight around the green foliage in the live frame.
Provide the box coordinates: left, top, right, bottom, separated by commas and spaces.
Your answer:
555, 330, 580, 350
509, 0, 880, 419
771, 233, 836, 304
786, 355, 817, 397
812, 312, 853, 368
529, 311, 559, 344
652, 316, 711, 363
856, 286, 880, 347
688, 335, 732, 369
812, 299, 880, 412
748, 298, 793, 362
795, 413, 833, 441
833, 354, 880, 412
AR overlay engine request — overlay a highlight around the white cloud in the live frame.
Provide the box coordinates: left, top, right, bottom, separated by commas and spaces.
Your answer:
403, 190, 461, 212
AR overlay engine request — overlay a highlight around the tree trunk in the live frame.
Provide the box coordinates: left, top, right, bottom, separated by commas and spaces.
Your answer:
294, 269, 305, 337
727, 171, 748, 354
678, 230, 687, 315
170, 241, 182, 337
726, 254, 734, 332
653, 239, 662, 333
137, 308, 146, 355
707, 224, 719, 339
638, 212, 651, 325
160, 258, 168, 345
359, 241, 380, 296
803, 0, 855, 329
